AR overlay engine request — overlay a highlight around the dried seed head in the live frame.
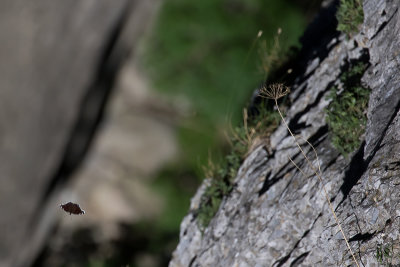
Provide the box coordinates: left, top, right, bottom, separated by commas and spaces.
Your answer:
259, 83, 290, 100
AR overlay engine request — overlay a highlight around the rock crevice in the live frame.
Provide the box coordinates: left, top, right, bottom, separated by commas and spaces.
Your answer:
170, 0, 400, 266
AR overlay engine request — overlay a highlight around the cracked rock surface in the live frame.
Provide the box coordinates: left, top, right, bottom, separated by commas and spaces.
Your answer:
170, 0, 400, 266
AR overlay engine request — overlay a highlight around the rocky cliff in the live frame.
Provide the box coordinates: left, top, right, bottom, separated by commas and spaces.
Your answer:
170, 0, 400, 266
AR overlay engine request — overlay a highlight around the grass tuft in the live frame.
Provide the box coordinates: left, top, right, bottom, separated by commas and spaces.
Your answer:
258, 28, 285, 80
336, 0, 364, 38
196, 104, 282, 229
325, 62, 369, 157
376, 243, 394, 266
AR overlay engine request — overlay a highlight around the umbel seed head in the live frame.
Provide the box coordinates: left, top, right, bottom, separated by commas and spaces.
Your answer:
259, 83, 290, 100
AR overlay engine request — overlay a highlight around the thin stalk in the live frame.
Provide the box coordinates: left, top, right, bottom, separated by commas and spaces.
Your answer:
274, 98, 360, 267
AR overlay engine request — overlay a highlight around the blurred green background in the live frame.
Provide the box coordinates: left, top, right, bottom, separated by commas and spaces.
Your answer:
143, 0, 320, 223
145, 0, 308, 175
128, 0, 324, 266
116, 0, 322, 266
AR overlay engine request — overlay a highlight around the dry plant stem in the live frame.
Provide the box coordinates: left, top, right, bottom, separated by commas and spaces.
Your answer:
229, 109, 252, 147
274, 98, 360, 267
288, 136, 321, 178
295, 135, 322, 173
243, 108, 250, 142
244, 30, 263, 66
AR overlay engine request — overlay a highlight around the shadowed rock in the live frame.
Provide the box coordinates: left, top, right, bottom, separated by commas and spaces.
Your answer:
170, 0, 400, 266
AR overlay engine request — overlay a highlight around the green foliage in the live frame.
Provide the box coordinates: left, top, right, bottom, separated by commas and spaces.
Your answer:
196, 130, 246, 229
196, 173, 234, 229
336, 0, 364, 38
196, 103, 282, 229
376, 243, 394, 266
143, 0, 307, 175
326, 62, 369, 156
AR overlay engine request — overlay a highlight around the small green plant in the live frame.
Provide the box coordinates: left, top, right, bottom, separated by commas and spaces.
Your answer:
196, 164, 235, 229
260, 83, 360, 267
325, 62, 369, 157
376, 243, 394, 266
196, 105, 282, 229
336, 0, 364, 38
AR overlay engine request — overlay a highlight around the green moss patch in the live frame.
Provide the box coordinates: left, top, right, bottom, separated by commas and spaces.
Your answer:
336, 0, 364, 38
326, 61, 369, 157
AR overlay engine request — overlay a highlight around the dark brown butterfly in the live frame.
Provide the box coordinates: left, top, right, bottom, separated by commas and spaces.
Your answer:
60, 202, 85, 215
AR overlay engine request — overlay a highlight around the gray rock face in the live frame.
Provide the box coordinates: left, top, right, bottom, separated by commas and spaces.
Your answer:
170, 0, 400, 266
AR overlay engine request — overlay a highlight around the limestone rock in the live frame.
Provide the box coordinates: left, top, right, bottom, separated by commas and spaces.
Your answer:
170, 0, 400, 266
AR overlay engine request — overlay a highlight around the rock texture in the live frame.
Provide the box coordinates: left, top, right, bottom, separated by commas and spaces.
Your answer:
170, 0, 400, 266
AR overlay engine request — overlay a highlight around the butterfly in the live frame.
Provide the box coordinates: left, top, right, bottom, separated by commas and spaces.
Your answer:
60, 202, 85, 215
